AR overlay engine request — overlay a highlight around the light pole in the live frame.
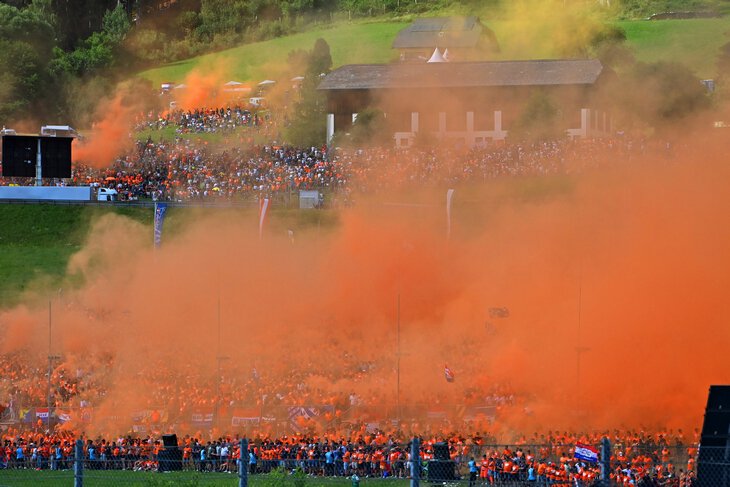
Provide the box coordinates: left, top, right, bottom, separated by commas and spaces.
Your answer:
47, 300, 60, 430
215, 294, 229, 433
396, 293, 401, 422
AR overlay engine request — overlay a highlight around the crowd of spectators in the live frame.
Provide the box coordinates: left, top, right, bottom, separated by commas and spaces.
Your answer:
69, 140, 338, 202
39, 136, 659, 204
135, 106, 264, 135
0, 333, 701, 486
0, 107, 698, 485
1, 101, 667, 204
0, 427, 699, 486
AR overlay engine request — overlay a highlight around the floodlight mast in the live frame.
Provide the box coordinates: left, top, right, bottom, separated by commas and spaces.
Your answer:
35, 138, 42, 187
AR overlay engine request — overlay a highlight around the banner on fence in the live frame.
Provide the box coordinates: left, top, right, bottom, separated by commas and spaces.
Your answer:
20, 408, 32, 423
289, 407, 321, 431
231, 408, 260, 427
56, 409, 72, 423
192, 411, 214, 424
132, 409, 167, 424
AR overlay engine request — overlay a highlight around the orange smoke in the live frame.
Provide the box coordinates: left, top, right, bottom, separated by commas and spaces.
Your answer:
73, 91, 138, 168
2, 137, 730, 439
173, 63, 235, 111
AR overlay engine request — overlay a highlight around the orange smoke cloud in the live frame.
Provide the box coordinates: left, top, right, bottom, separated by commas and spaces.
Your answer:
173, 61, 236, 111
73, 90, 138, 168
2, 137, 730, 439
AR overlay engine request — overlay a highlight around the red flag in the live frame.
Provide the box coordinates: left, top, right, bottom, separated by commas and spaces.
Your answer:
444, 365, 455, 383
258, 197, 269, 240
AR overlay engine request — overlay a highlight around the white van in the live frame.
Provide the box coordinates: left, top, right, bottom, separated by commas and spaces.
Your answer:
97, 187, 118, 201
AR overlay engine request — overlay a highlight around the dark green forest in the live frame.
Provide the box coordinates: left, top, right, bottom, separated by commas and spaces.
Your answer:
0, 0, 728, 127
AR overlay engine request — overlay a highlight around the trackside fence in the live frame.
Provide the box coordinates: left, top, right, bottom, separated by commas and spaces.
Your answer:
0, 439, 711, 486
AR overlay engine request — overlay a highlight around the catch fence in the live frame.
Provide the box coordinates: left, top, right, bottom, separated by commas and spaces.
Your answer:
0, 440, 710, 486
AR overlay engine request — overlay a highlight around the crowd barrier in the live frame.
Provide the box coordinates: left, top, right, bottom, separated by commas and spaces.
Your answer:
0, 440, 710, 486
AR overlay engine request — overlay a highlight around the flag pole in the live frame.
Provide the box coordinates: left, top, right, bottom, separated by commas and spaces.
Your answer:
446, 189, 455, 240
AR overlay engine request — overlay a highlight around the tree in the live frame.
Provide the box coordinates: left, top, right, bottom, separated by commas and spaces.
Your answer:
616, 61, 711, 132
0, 2, 55, 57
51, 0, 118, 50
0, 39, 47, 121
286, 38, 332, 147
511, 90, 562, 141
50, 4, 131, 77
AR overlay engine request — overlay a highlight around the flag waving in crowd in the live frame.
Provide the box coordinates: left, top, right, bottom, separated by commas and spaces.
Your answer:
444, 364, 455, 383
258, 197, 269, 240
574, 444, 599, 463
153, 202, 168, 248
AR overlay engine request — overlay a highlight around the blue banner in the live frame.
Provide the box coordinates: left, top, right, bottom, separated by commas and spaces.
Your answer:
154, 202, 168, 248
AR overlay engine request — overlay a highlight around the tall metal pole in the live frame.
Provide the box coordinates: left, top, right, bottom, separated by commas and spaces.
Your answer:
47, 300, 51, 429
35, 137, 42, 187
410, 437, 420, 487
216, 294, 221, 432
239, 438, 248, 487
215, 293, 229, 433
576, 283, 582, 410
396, 293, 401, 421
575, 276, 590, 415
74, 438, 83, 487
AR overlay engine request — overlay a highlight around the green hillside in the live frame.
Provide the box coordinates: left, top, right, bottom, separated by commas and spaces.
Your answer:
0, 205, 151, 307
618, 17, 730, 77
139, 16, 730, 87
137, 22, 407, 87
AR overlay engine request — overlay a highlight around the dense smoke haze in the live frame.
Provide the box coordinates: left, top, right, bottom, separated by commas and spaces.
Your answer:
3, 135, 730, 438
2, 0, 728, 443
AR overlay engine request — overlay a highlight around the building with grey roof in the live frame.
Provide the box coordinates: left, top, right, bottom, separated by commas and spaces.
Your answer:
318, 59, 614, 148
392, 16, 499, 62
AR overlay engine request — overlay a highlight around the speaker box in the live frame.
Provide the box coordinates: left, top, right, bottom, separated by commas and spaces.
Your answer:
697, 385, 730, 487
433, 442, 450, 461
427, 460, 456, 482
39, 137, 72, 179
2, 135, 73, 178
2, 135, 38, 177
162, 434, 178, 448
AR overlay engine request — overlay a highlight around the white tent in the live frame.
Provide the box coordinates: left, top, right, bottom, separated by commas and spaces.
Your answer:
427, 48, 446, 63
290, 76, 304, 82
223, 80, 251, 93
443, 48, 451, 61
258, 79, 277, 86
174, 84, 187, 90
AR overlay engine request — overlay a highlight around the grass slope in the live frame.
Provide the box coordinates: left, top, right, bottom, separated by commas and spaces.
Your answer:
139, 16, 730, 88
0, 204, 340, 309
618, 17, 730, 77
0, 205, 151, 308
138, 22, 406, 88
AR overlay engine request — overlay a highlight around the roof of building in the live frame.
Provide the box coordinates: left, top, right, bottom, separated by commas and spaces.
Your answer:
392, 16, 483, 49
318, 59, 605, 91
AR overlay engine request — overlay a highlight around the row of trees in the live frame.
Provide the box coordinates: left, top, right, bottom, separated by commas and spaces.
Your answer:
0, 0, 460, 125
0, 0, 133, 123
0, 0, 726, 139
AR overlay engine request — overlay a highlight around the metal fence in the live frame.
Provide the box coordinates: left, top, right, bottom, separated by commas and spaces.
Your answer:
696, 445, 730, 487
0, 439, 710, 486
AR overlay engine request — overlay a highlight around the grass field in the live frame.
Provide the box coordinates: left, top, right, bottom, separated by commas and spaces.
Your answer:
0, 204, 341, 309
138, 16, 730, 88
138, 22, 406, 88
617, 17, 730, 77
0, 469, 410, 486
0, 205, 152, 308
